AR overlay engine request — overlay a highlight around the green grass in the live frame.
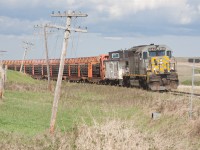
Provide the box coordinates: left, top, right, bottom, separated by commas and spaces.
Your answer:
7, 70, 40, 84
1, 70, 200, 149
0, 90, 52, 136
1, 71, 142, 137
181, 80, 200, 86
195, 69, 200, 74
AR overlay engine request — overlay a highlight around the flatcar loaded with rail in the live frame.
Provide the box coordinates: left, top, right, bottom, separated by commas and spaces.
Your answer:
4, 44, 179, 91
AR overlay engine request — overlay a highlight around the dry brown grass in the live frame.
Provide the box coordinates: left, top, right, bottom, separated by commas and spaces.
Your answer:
2, 73, 200, 149
5, 82, 51, 93
0, 131, 72, 150
59, 84, 200, 149
189, 119, 200, 137
75, 120, 156, 150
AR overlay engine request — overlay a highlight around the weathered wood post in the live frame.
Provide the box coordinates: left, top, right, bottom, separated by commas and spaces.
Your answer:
4, 65, 7, 82
0, 79, 3, 99
0, 63, 5, 99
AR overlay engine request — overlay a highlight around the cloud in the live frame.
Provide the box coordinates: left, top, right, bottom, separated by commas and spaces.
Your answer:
0, 0, 77, 9
85, 0, 200, 36
0, 0, 200, 37
1, 0, 200, 61
1, 0, 200, 25
88, 0, 200, 25
104, 37, 123, 40
0, 16, 49, 35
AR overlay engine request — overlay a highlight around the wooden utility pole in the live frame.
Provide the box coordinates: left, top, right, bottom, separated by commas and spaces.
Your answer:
0, 63, 4, 99
34, 25, 52, 90
43, 25, 51, 91
189, 58, 195, 119
20, 41, 34, 73
0, 51, 7, 99
49, 10, 87, 134
0, 65, 8, 99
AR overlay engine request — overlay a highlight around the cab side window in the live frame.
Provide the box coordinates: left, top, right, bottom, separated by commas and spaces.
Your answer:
112, 53, 119, 59
167, 51, 172, 58
143, 52, 147, 59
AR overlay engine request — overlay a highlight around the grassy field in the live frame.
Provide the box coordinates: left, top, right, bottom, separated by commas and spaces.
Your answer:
177, 61, 200, 86
0, 70, 200, 149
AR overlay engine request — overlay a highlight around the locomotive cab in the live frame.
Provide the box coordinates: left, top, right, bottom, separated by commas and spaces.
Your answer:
124, 44, 179, 90
145, 46, 178, 90
146, 47, 175, 74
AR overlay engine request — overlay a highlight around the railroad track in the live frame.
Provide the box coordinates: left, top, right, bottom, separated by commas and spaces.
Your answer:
169, 91, 200, 98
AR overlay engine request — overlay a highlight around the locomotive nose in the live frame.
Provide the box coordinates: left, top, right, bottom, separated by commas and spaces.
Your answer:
151, 56, 170, 74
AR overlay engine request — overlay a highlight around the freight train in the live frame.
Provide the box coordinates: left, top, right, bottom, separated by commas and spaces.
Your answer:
4, 44, 179, 90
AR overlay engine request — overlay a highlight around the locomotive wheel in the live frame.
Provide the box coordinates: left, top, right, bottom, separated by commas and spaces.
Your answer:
170, 81, 178, 89
148, 82, 160, 91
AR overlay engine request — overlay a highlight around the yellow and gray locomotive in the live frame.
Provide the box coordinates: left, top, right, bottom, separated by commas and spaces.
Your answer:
104, 44, 179, 90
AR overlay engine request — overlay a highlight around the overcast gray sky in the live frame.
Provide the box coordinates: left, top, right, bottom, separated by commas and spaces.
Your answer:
0, 0, 200, 60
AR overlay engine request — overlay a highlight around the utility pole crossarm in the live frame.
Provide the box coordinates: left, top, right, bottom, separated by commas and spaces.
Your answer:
51, 12, 88, 17
46, 24, 67, 30
34, 25, 43, 28
69, 28, 87, 33
45, 25, 87, 33
23, 41, 34, 46
34, 25, 55, 36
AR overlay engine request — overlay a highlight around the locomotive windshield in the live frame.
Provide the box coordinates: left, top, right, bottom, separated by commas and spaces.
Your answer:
149, 50, 165, 57
167, 51, 172, 58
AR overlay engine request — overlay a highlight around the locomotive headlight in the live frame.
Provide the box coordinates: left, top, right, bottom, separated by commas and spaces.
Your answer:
170, 67, 175, 72
147, 67, 151, 71
159, 58, 163, 64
